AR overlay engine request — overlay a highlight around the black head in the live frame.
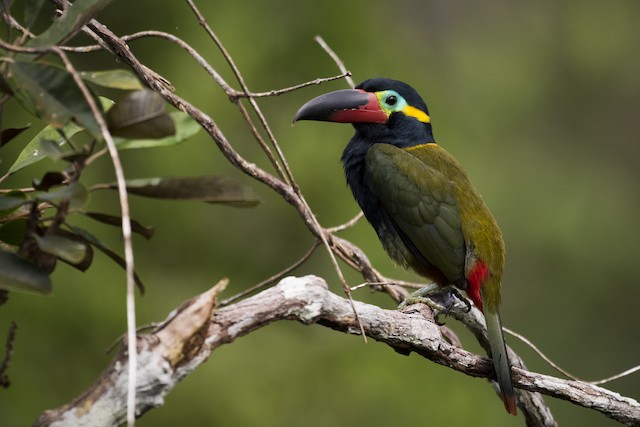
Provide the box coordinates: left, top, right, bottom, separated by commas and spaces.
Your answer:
356, 78, 430, 118
294, 77, 434, 147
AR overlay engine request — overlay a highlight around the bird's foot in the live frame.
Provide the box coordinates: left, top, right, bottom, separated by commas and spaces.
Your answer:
448, 287, 472, 313
398, 283, 443, 311
398, 284, 471, 325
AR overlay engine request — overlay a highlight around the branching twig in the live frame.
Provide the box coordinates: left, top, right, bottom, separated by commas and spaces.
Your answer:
185, 0, 293, 185
314, 35, 355, 88
62, 29, 352, 101
229, 72, 352, 99
55, 47, 139, 427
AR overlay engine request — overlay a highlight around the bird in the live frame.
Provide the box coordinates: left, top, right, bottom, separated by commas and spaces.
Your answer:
293, 77, 517, 415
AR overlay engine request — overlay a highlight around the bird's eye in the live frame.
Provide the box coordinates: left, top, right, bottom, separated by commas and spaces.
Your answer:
385, 95, 398, 106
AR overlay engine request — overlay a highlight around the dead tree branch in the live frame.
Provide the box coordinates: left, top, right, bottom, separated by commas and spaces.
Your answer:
34, 276, 639, 427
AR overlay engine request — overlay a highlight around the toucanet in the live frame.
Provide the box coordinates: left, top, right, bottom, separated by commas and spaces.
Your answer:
294, 78, 517, 415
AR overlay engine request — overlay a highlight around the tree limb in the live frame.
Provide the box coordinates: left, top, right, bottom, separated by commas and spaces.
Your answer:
34, 276, 639, 427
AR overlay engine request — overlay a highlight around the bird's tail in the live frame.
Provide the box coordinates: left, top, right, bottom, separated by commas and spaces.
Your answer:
484, 307, 517, 415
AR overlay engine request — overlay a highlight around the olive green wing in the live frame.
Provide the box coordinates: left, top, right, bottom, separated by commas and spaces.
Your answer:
365, 143, 465, 283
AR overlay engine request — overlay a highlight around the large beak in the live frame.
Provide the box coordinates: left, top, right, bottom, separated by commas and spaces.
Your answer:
293, 89, 388, 124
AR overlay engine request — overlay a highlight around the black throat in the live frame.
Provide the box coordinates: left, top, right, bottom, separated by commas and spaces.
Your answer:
341, 116, 434, 212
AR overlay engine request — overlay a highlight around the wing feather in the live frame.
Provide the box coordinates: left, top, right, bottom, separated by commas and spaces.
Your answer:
365, 143, 465, 283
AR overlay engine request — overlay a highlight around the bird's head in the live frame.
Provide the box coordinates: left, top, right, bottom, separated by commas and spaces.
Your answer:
294, 78, 434, 145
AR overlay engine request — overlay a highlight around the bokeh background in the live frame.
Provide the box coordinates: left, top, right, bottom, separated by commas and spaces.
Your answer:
1, 1, 640, 426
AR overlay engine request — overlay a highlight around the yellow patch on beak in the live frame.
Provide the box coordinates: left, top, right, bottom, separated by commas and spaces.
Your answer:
402, 105, 430, 123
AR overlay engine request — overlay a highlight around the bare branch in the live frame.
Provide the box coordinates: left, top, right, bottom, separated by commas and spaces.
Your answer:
33, 276, 640, 427
314, 35, 355, 88
61, 30, 351, 100
229, 72, 352, 99
185, 0, 293, 184
590, 365, 640, 387
327, 210, 364, 233
219, 240, 321, 306
54, 47, 139, 427
506, 327, 640, 386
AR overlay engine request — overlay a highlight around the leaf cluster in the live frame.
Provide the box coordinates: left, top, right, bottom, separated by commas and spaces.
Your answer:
0, 0, 259, 296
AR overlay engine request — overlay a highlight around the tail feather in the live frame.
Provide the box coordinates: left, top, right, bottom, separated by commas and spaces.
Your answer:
484, 307, 517, 415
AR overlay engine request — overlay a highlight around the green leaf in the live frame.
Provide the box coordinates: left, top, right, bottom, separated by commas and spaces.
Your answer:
83, 211, 154, 240
80, 69, 144, 91
0, 125, 30, 148
106, 90, 175, 139
0, 249, 52, 295
40, 138, 66, 160
56, 230, 94, 272
26, 0, 114, 48
67, 225, 144, 294
116, 112, 200, 150
99, 96, 115, 110
0, 219, 27, 247
5, 61, 102, 139
0, 192, 27, 214
107, 176, 261, 207
36, 182, 88, 208
7, 121, 82, 174
32, 233, 88, 265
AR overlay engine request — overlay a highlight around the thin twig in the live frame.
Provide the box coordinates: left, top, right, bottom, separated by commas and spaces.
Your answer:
185, 0, 293, 185
2, 12, 35, 41
219, 240, 321, 306
302, 195, 369, 342
55, 48, 139, 427
590, 365, 640, 386
350, 281, 423, 292
62, 30, 351, 100
327, 211, 364, 233
124, 30, 235, 94
230, 72, 351, 99
314, 36, 355, 88
84, 146, 108, 166
505, 326, 640, 386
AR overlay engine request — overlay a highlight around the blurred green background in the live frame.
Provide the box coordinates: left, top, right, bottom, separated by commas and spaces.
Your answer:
1, 0, 640, 426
